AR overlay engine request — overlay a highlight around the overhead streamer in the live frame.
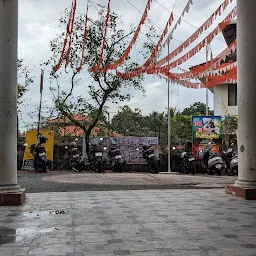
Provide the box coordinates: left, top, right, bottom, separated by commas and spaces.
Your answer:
88, 0, 111, 73
101, 0, 153, 72
53, 0, 77, 73
76, 0, 90, 72
117, 7, 237, 79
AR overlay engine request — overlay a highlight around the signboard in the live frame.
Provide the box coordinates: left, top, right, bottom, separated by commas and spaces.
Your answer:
23, 130, 54, 171
192, 116, 222, 159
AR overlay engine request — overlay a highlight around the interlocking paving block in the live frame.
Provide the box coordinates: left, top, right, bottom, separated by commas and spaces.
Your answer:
103, 230, 117, 234
241, 244, 256, 248
108, 239, 123, 244
223, 234, 238, 238
113, 250, 130, 255
199, 246, 218, 251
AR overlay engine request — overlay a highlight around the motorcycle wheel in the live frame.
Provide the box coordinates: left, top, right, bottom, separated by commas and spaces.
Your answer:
217, 169, 222, 176
190, 162, 196, 175
181, 160, 186, 174
117, 163, 123, 173
149, 161, 159, 174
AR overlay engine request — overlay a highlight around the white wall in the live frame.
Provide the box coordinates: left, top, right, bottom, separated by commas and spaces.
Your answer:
213, 84, 238, 117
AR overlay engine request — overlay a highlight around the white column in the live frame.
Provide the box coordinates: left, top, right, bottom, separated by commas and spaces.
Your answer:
0, 0, 20, 191
235, 0, 256, 187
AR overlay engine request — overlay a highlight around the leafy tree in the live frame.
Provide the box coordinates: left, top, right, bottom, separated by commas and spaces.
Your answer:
171, 115, 192, 146
17, 59, 34, 136
181, 102, 213, 116
46, 4, 157, 156
111, 106, 147, 136
222, 114, 238, 146
17, 59, 34, 106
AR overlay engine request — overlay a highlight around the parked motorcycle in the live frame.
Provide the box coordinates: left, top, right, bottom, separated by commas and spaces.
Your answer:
203, 143, 223, 176
142, 145, 159, 174
89, 138, 106, 173
68, 142, 84, 172
224, 143, 238, 176
27, 134, 48, 173
108, 146, 126, 172
179, 150, 196, 175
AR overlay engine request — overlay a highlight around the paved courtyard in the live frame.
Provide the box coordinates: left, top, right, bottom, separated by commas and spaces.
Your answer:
0, 189, 256, 256
18, 171, 237, 193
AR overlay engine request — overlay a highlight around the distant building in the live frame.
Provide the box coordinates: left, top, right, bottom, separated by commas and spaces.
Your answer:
212, 21, 237, 118
44, 114, 122, 138
193, 21, 237, 118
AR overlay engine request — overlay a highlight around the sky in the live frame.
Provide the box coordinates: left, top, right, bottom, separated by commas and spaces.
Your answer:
18, 0, 237, 130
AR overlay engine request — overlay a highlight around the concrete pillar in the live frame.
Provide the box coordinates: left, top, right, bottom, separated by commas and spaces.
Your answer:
226, 0, 256, 199
0, 0, 25, 205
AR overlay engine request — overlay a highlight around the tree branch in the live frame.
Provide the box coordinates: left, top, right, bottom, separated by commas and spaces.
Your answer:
64, 71, 78, 103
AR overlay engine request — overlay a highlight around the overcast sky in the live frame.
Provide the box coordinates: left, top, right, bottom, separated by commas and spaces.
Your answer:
18, 0, 237, 130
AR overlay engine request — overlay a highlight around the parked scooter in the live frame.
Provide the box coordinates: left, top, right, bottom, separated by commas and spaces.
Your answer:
27, 134, 48, 173
89, 138, 106, 173
142, 145, 159, 174
68, 142, 84, 172
108, 146, 126, 172
224, 143, 238, 176
203, 142, 223, 176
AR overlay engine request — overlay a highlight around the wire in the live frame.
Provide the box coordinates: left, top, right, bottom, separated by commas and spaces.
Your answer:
152, 0, 226, 43
125, 0, 208, 57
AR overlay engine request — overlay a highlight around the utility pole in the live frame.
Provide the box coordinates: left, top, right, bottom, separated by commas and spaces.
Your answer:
167, 42, 171, 173
206, 44, 209, 116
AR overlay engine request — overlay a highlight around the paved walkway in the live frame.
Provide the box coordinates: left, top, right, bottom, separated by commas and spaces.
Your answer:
18, 171, 237, 193
1, 189, 256, 255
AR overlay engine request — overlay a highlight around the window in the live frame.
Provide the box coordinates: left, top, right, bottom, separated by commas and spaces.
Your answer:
228, 84, 237, 106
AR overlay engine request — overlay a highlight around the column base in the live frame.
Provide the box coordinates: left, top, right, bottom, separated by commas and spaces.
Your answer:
225, 185, 256, 200
0, 189, 26, 206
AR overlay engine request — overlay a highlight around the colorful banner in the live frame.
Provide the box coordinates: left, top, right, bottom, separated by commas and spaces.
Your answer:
23, 130, 54, 171
192, 116, 222, 160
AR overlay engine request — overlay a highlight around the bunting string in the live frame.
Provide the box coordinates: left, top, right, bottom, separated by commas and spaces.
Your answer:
149, 7, 237, 75
100, 0, 153, 72
53, 0, 77, 73
65, 0, 77, 69
76, 0, 90, 72
157, 0, 234, 61
88, 0, 111, 73
116, 6, 237, 80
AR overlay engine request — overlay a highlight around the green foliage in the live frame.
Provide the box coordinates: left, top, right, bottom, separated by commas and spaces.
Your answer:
111, 102, 214, 150
181, 102, 213, 116
112, 106, 149, 136
17, 59, 34, 107
222, 114, 238, 144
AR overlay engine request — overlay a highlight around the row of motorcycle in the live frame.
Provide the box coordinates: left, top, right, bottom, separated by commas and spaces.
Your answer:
68, 138, 125, 173
68, 139, 159, 174
24, 135, 159, 173
173, 141, 238, 176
